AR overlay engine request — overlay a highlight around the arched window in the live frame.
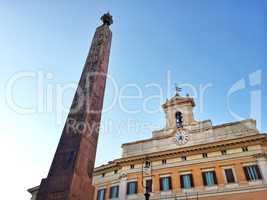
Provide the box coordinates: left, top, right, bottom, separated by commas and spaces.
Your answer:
176, 112, 183, 128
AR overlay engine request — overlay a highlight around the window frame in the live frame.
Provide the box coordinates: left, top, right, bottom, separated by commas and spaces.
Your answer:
221, 150, 227, 155
180, 173, 194, 189
145, 179, 153, 193
243, 164, 262, 182
145, 161, 151, 168
202, 170, 217, 187
202, 153, 208, 158
181, 156, 187, 161
109, 185, 119, 199
242, 146, 248, 152
127, 181, 138, 195
97, 188, 106, 200
223, 168, 236, 184
160, 176, 172, 191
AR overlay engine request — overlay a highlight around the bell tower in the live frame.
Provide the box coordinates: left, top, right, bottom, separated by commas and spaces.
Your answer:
162, 90, 196, 129
36, 13, 113, 200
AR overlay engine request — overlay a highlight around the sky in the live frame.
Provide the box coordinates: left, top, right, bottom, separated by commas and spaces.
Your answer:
0, 0, 266, 199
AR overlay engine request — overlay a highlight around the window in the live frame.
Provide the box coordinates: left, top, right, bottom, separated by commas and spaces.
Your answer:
160, 176, 172, 191
176, 112, 183, 128
181, 156, 187, 161
102, 173, 105, 177
180, 174, 194, 189
145, 179, 152, 193
114, 170, 118, 174
130, 164, 135, 169
109, 186, 119, 199
243, 165, 262, 181
97, 189, 106, 200
224, 168, 235, 183
202, 153, 208, 158
202, 171, 217, 186
221, 150, 227, 155
242, 147, 248, 152
162, 159, 167, 165
127, 181, 137, 195
145, 161, 151, 168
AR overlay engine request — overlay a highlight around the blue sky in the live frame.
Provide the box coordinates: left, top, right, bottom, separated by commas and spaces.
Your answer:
0, 0, 266, 199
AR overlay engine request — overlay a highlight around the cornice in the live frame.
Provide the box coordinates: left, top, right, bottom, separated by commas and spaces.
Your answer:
94, 134, 267, 173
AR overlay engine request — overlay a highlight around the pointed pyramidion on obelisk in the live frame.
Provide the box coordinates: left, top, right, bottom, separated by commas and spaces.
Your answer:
36, 13, 113, 200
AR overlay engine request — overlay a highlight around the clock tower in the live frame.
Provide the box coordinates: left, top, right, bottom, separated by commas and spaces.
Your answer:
162, 92, 196, 130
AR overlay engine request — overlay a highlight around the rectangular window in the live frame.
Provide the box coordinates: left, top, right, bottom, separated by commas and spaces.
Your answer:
145, 179, 152, 193
243, 165, 262, 181
180, 174, 194, 189
127, 181, 137, 195
202, 171, 217, 186
145, 161, 151, 168
130, 164, 135, 169
97, 189, 105, 200
109, 186, 119, 198
160, 176, 172, 191
162, 159, 167, 165
224, 168, 235, 183
242, 147, 248, 152
221, 150, 227, 155
202, 153, 208, 158
181, 156, 187, 161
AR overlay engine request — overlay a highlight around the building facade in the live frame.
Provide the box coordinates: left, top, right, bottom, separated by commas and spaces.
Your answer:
92, 93, 267, 200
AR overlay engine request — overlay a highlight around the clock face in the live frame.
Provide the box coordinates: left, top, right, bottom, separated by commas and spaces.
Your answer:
175, 130, 189, 145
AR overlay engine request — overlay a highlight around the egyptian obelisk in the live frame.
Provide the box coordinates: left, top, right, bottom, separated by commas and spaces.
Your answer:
36, 13, 113, 200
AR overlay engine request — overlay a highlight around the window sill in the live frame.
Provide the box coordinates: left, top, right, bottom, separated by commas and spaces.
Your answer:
225, 183, 239, 188
248, 180, 263, 185
182, 188, 194, 193
204, 185, 218, 191
126, 194, 138, 199
160, 190, 172, 195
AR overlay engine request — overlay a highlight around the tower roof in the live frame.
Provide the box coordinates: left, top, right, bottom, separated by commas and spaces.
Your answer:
162, 94, 195, 109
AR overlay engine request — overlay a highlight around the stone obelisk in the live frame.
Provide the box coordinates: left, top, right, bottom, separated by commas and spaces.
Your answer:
36, 13, 113, 200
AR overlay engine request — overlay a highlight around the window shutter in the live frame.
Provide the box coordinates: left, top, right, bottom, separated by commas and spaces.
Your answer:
117, 186, 119, 197
135, 182, 138, 194
213, 171, 217, 184
255, 165, 262, 179
160, 178, 163, 191
128, 183, 130, 195
225, 169, 235, 183
109, 187, 112, 199
103, 189, 106, 200
169, 177, 172, 190
243, 167, 249, 181
202, 172, 207, 186
190, 174, 194, 187
97, 190, 100, 200
180, 175, 184, 188
146, 179, 152, 193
